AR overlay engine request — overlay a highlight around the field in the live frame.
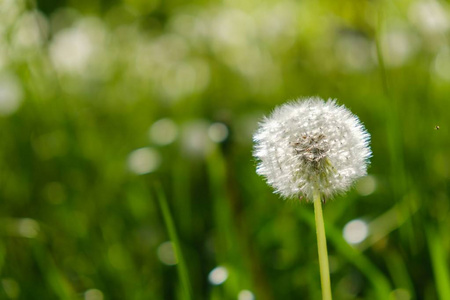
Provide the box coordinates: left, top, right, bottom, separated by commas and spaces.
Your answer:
1, 0, 450, 299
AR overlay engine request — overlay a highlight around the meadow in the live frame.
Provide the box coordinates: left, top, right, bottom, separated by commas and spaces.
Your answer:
1, 0, 450, 299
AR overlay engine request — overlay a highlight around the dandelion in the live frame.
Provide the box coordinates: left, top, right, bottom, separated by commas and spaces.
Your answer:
253, 97, 371, 201
253, 97, 371, 300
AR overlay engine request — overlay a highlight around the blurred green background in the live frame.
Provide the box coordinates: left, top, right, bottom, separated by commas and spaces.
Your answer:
1, 0, 450, 299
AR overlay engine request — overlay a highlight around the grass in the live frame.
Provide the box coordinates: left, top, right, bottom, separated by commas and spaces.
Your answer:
155, 182, 192, 300
0, 0, 450, 299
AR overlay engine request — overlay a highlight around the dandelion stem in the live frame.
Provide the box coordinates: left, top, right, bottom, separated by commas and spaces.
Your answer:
313, 190, 332, 300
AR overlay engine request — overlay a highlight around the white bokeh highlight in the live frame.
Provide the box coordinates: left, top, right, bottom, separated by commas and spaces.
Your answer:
0, 73, 23, 116
181, 121, 213, 157
208, 122, 229, 143
149, 118, 178, 145
238, 290, 255, 300
127, 147, 161, 175
343, 219, 369, 245
409, 1, 450, 34
208, 266, 228, 285
17, 218, 40, 238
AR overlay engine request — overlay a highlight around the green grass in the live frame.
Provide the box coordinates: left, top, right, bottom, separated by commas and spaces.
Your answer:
1, 0, 450, 299
155, 182, 192, 300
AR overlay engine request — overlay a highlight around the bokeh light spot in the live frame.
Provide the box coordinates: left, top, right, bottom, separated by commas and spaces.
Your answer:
356, 175, 377, 196
343, 219, 368, 245
208, 266, 228, 285
50, 26, 93, 74
157, 241, 178, 266
49, 18, 108, 78
85, 289, 104, 300
149, 118, 178, 145
380, 29, 418, 67
181, 121, 213, 157
17, 218, 40, 238
208, 122, 229, 143
127, 147, 161, 174
238, 290, 255, 300
0, 73, 23, 116
409, 1, 449, 34
14, 11, 48, 48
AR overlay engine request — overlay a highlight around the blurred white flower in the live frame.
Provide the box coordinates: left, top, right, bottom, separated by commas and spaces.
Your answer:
0, 0, 22, 29
253, 97, 371, 200
0, 72, 23, 116
181, 121, 213, 157
208, 122, 229, 143
238, 290, 255, 300
343, 219, 369, 245
149, 118, 178, 145
17, 218, 40, 238
49, 26, 93, 74
379, 28, 419, 67
127, 147, 161, 175
208, 266, 228, 285
49, 18, 107, 76
13, 11, 48, 49
409, 1, 450, 34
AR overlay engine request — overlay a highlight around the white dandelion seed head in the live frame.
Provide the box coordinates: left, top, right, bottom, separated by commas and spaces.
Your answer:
253, 97, 371, 201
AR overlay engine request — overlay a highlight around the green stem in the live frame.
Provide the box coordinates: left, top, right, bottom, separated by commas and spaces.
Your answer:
313, 190, 332, 300
426, 226, 450, 300
155, 182, 192, 300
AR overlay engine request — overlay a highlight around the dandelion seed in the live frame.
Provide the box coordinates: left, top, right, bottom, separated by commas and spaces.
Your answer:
253, 97, 371, 201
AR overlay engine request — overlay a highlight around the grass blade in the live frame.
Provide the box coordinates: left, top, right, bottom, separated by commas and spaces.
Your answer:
426, 226, 450, 300
155, 182, 192, 300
